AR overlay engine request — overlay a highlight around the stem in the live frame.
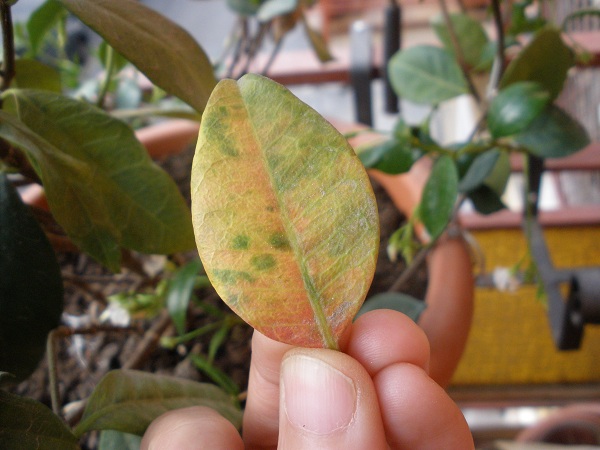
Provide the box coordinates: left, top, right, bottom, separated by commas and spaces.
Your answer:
437, 0, 481, 103
96, 44, 116, 109
46, 330, 61, 416
0, 0, 16, 94
262, 35, 285, 75
240, 21, 270, 77
491, 0, 506, 83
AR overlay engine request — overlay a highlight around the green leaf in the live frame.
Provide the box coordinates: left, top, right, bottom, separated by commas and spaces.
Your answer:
257, 0, 298, 22
98, 430, 141, 450
468, 185, 506, 215
432, 12, 489, 69
0, 174, 63, 382
14, 59, 62, 93
303, 18, 333, 63
0, 390, 80, 450
191, 74, 379, 349
227, 0, 265, 16
419, 155, 458, 239
73, 369, 242, 437
483, 151, 511, 196
459, 149, 500, 193
355, 292, 426, 322
359, 139, 415, 174
189, 354, 239, 396
515, 105, 590, 158
499, 27, 574, 100
0, 90, 195, 271
167, 260, 204, 335
488, 82, 550, 138
388, 46, 468, 105
57, 0, 216, 114
26, 0, 66, 56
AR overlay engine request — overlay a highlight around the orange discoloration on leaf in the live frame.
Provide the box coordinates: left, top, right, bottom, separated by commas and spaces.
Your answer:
191, 74, 379, 348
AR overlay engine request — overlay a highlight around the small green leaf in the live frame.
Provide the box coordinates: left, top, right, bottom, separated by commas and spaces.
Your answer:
515, 105, 590, 158
74, 370, 242, 437
432, 12, 489, 69
167, 260, 204, 335
359, 139, 415, 174
0, 174, 63, 382
191, 74, 379, 349
98, 430, 141, 450
488, 82, 550, 138
388, 46, 468, 105
14, 59, 62, 92
355, 292, 426, 322
190, 354, 239, 396
468, 185, 507, 215
57, 0, 216, 114
500, 27, 574, 100
26, 0, 66, 56
419, 155, 458, 239
257, 0, 298, 22
0, 90, 195, 271
459, 149, 500, 193
0, 390, 80, 450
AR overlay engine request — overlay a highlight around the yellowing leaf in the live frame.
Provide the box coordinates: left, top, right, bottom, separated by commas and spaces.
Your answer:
191, 74, 379, 349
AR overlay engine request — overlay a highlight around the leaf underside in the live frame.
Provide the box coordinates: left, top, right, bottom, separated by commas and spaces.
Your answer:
191, 74, 379, 348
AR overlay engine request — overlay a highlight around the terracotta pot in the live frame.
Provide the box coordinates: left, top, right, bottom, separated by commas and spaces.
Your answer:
19, 119, 200, 209
342, 121, 475, 388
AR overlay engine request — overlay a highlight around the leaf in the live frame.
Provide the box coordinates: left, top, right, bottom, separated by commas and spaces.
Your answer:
257, 0, 298, 22
0, 90, 195, 271
190, 354, 239, 396
515, 105, 590, 158
359, 139, 415, 174
0, 174, 63, 382
499, 28, 574, 100
483, 151, 511, 196
355, 292, 426, 322
167, 259, 204, 335
432, 12, 489, 69
458, 149, 500, 193
468, 185, 506, 215
488, 82, 550, 139
57, 0, 216, 114
26, 0, 66, 56
73, 369, 242, 437
227, 0, 264, 16
0, 390, 80, 450
419, 155, 458, 239
14, 59, 62, 93
302, 17, 333, 63
191, 74, 379, 349
388, 46, 468, 105
98, 430, 141, 450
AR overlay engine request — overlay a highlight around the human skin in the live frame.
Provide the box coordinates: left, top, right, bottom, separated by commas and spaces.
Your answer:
141, 309, 474, 450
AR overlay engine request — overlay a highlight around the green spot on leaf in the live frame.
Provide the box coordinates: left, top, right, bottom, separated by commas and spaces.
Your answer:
232, 234, 250, 250
251, 254, 276, 271
212, 269, 255, 285
269, 232, 290, 250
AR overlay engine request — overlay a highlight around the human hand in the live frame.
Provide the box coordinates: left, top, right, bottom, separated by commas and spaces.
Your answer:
141, 309, 474, 449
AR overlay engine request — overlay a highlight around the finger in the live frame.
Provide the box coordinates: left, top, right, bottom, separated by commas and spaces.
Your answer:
344, 309, 430, 376
374, 363, 474, 450
140, 406, 244, 450
243, 330, 293, 450
278, 348, 388, 449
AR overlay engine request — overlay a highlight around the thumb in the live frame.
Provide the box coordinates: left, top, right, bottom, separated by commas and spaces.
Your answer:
277, 347, 388, 449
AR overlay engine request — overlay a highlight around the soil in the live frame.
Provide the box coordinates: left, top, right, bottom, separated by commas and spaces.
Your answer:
9, 144, 428, 448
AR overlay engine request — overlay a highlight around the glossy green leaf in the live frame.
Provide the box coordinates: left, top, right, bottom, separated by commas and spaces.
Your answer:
419, 155, 458, 239
355, 292, 426, 322
468, 185, 506, 215
515, 105, 590, 158
257, 0, 298, 22
432, 12, 489, 69
0, 390, 80, 450
458, 149, 500, 193
499, 28, 574, 100
388, 46, 468, 104
488, 82, 550, 138
0, 174, 63, 382
359, 139, 415, 174
98, 430, 141, 450
191, 74, 379, 349
57, 0, 216, 114
26, 0, 66, 56
167, 259, 204, 335
0, 90, 195, 271
74, 369, 242, 437
14, 59, 62, 92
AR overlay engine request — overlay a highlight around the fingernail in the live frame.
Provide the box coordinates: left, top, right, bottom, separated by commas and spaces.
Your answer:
281, 354, 356, 435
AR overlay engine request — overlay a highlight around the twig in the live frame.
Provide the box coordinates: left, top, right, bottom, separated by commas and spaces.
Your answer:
123, 310, 173, 370
491, 0, 506, 82
387, 246, 429, 292
0, 1, 15, 93
261, 35, 285, 76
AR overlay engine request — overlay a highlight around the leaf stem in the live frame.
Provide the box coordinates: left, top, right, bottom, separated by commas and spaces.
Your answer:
0, 0, 16, 95
491, 0, 507, 83
96, 44, 116, 109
